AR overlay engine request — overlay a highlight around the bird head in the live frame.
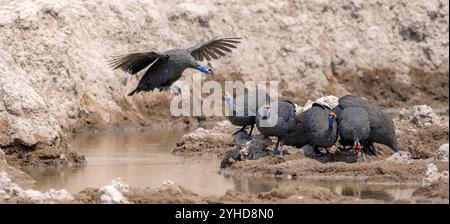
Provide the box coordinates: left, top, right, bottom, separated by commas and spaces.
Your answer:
196, 65, 213, 76
223, 94, 233, 106
353, 139, 362, 155
261, 103, 272, 120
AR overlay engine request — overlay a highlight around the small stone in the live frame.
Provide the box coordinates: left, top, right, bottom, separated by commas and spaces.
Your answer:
422, 163, 448, 187
434, 143, 449, 162
302, 145, 316, 157
299, 96, 339, 114
399, 105, 440, 127
99, 178, 129, 204
387, 151, 413, 162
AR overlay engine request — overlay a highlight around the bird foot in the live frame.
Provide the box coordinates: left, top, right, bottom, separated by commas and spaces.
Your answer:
274, 150, 284, 158
338, 145, 351, 152
363, 147, 378, 157
315, 153, 324, 158
313, 151, 324, 158
355, 150, 368, 162
312, 147, 324, 158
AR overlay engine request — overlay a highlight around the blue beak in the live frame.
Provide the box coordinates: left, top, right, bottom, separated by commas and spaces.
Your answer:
196, 65, 213, 76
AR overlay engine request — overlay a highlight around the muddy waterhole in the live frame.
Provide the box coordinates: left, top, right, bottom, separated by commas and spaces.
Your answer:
24, 128, 419, 202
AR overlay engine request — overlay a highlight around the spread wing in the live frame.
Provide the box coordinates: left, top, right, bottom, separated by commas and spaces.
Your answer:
188, 37, 241, 61
108, 51, 169, 75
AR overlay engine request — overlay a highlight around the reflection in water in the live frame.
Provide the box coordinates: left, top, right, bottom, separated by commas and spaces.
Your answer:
26, 128, 418, 202
230, 175, 282, 193
26, 128, 235, 196
227, 175, 418, 202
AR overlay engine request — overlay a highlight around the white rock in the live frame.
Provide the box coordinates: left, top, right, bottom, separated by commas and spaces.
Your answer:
158, 180, 184, 194
19, 188, 73, 202
422, 163, 449, 187
99, 186, 127, 204
214, 120, 232, 130
0, 171, 73, 202
399, 105, 440, 127
0, 75, 45, 116
302, 145, 316, 157
297, 96, 339, 114
99, 178, 129, 204
314, 96, 339, 110
435, 143, 449, 162
387, 151, 413, 162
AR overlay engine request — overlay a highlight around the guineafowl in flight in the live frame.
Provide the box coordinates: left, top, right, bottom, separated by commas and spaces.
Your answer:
109, 37, 241, 96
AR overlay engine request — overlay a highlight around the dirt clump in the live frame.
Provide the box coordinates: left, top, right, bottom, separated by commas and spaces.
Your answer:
413, 182, 449, 202
396, 122, 449, 159
172, 121, 235, 156
2, 143, 85, 168
0, 149, 34, 186
74, 180, 203, 204
332, 68, 449, 109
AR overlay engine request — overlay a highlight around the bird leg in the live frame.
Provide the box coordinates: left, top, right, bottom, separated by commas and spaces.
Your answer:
232, 126, 247, 136
248, 123, 255, 138
274, 137, 284, 157
363, 146, 376, 156
360, 150, 367, 162
364, 143, 378, 156
369, 143, 381, 156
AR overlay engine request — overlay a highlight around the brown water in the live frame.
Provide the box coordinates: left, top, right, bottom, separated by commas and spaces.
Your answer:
26, 128, 419, 202
26, 128, 236, 196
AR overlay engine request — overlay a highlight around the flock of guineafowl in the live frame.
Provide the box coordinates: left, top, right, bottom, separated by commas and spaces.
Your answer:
109, 36, 401, 159
224, 91, 401, 159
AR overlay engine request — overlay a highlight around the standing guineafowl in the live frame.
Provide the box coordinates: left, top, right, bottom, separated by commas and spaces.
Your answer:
284, 103, 338, 156
255, 99, 297, 156
337, 107, 373, 157
224, 90, 271, 137
109, 37, 241, 96
332, 95, 401, 154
